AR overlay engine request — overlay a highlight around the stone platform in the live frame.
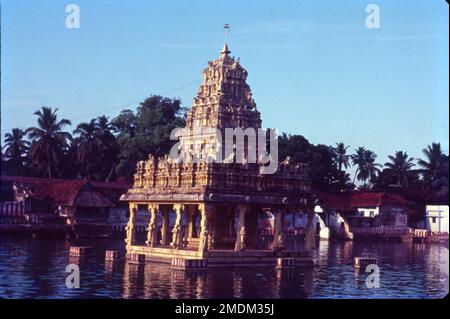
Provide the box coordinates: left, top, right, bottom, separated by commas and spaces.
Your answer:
126, 245, 314, 268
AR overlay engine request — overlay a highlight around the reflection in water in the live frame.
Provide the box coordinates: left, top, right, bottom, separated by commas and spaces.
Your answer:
273, 268, 313, 298
122, 262, 145, 298
104, 260, 118, 274
311, 240, 448, 298
0, 237, 447, 298
69, 255, 87, 266
232, 271, 243, 298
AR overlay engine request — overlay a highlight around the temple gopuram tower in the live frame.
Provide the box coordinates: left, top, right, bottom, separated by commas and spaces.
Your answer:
186, 43, 260, 130
120, 41, 317, 268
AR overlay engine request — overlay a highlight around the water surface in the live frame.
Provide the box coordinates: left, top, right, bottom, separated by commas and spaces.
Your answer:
0, 237, 447, 299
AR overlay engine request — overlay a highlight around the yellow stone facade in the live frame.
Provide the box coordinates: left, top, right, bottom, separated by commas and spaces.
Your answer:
120, 44, 316, 266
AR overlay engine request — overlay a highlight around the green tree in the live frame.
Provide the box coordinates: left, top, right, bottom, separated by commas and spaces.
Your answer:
73, 116, 119, 181
310, 144, 341, 190
351, 146, 366, 184
417, 143, 449, 203
111, 96, 185, 179
111, 109, 136, 138
135, 95, 185, 156
94, 115, 119, 181
351, 147, 381, 187
418, 143, 448, 185
332, 170, 354, 191
26, 107, 72, 178
278, 133, 349, 191
2, 128, 30, 175
384, 151, 416, 187
333, 142, 350, 172
73, 119, 98, 180
278, 133, 312, 164
60, 142, 80, 179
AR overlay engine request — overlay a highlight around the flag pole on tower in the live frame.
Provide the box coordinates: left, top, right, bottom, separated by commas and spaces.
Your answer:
224, 23, 230, 44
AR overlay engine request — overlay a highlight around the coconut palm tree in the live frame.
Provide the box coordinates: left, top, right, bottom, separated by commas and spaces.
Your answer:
334, 142, 350, 172
384, 151, 416, 187
361, 150, 381, 186
351, 146, 366, 184
418, 143, 447, 184
73, 116, 119, 180
73, 119, 98, 180
26, 107, 72, 178
351, 147, 381, 186
2, 128, 30, 175
93, 115, 119, 181
96, 115, 115, 137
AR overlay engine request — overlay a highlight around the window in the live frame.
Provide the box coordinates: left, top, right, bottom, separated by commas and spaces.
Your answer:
432, 217, 437, 224
369, 211, 375, 217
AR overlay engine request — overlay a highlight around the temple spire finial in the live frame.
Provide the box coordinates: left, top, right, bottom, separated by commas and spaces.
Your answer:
221, 24, 231, 56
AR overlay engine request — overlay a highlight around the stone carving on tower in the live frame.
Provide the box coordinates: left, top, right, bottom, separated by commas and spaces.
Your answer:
121, 30, 317, 264
122, 43, 311, 206
185, 44, 261, 131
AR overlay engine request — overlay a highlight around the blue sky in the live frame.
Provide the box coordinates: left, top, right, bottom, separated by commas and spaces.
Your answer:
1, 0, 449, 171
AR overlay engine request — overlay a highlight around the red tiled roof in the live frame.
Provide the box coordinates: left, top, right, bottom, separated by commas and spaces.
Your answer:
316, 191, 408, 211
315, 191, 352, 211
1, 175, 130, 207
0, 176, 131, 189
32, 180, 85, 205
349, 192, 407, 207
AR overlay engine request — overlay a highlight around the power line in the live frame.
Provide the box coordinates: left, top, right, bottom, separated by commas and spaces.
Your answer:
71, 79, 198, 121
71, 101, 141, 121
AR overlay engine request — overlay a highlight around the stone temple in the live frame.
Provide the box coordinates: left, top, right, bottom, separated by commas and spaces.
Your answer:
120, 43, 317, 268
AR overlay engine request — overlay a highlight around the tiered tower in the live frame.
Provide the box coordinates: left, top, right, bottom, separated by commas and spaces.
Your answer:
185, 44, 261, 131
125, 44, 311, 199
121, 41, 317, 261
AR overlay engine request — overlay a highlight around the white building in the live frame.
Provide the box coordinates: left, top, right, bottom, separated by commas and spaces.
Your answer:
356, 207, 380, 218
426, 205, 449, 233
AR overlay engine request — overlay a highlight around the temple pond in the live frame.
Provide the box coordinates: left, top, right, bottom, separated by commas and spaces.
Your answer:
0, 237, 447, 299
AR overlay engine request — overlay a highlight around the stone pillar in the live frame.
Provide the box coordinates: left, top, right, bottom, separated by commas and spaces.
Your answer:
125, 203, 137, 246
226, 205, 234, 238
234, 205, 247, 251
171, 204, 184, 248
246, 207, 259, 249
160, 206, 170, 246
198, 203, 209, 253
208, 205, 217, 249
273, 209, 286, 252
186, 205, 195, 238
145, 203, 159, 247
215, 205, 230, 247
304, 208, 316, 253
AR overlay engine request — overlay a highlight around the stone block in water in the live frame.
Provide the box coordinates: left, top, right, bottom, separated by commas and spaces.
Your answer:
105, 250, 119, 261
275, 258, 296, 269
354, 257, 377, 269
69, 246, 92, 256
129, 253, 145, 264
170, 258, 207, 270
